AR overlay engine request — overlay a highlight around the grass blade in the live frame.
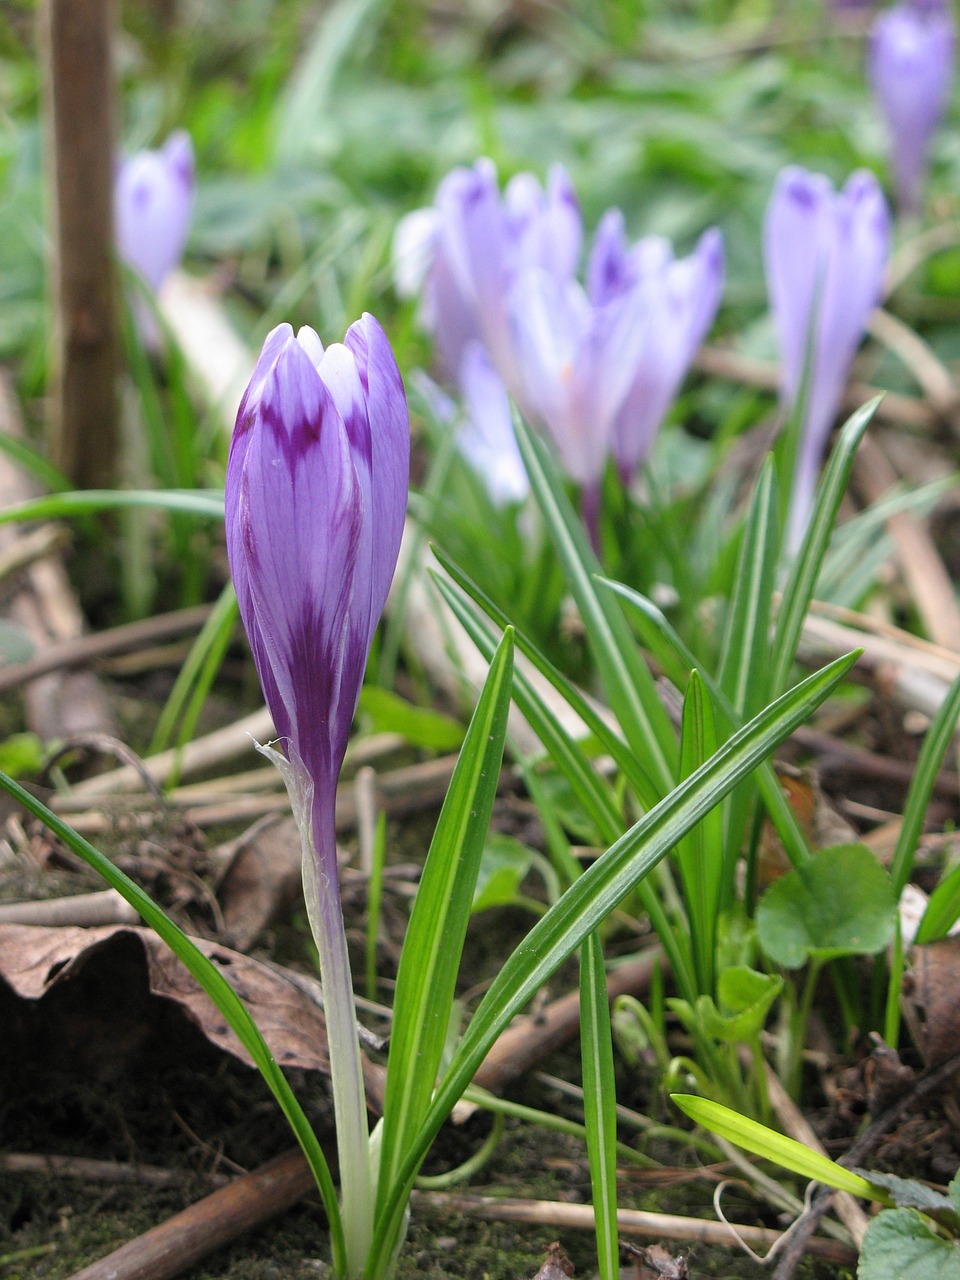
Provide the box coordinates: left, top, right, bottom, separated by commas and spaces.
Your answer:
374, 629, 514, 1226
671, 1094, 892, 1203
771, 396, 881, 696
581, 931, 620, 1280
513, 410, 677, 794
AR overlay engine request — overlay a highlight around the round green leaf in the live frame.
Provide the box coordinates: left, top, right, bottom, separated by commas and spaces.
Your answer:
756, 844, 896, 969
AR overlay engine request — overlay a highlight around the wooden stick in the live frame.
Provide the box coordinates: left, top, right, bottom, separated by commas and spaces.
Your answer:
64, 1148, 316, 1280
0, 604, 214, 695
41, 0, 120, 487
412, 1193, 857, 1266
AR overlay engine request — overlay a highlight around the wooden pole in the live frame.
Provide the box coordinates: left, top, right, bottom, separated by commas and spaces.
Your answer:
42, 0, 119, 488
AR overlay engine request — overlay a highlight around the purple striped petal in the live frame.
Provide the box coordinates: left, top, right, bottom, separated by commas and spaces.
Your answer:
225, 320, 410, 799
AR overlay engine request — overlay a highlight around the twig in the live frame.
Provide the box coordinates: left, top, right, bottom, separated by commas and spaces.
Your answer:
762, 1063, 869, 1247
0, 889, 138, 927
63, 1148, 315, 1280
0, 525, 69, 585
853, 434, 960, 653
1, 1152, 228, 1188
693, 344, 937, 430
0, 604, 214, 695
411, 1192, 857, 1265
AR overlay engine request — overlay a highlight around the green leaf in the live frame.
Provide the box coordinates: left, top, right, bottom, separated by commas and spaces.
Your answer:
0, 733, 46, 778
859, 1210, 960, 1280
675, 670, 722, 995
472, 835, 534, 914
357, 685, 464, 753
693, 966, 783, 1044
367, 649, 861, 1276
854, 1171, 955, 1215
374, 629, 514, 1232
601, 579, 813, 874
771, 396, 881, 697
0, 489, 226, 524
671, 1094, 892, 1203
717, 457, 778, 720
512, 410, 677, 799
580, 931, 620, 1280
757, 843, 896, 969
891, 673, 960, 899
430, 546, 658, 809
917, 861, 960, 946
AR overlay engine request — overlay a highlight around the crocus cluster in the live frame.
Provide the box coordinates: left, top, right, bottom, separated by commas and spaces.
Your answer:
225, 315, 409, 1270
764, 166, 891, 548
115, 130, 196, 345
395, 159, 724, 524
868, 0, 955, 212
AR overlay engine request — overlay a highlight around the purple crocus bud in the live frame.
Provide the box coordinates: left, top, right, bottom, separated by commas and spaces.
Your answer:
868, 1, 955, 212
764, 166, 891, 548
115, 130, 195, 293
457, 341, 529, 505
226, 315, 409, 827
589, 223, 724, 484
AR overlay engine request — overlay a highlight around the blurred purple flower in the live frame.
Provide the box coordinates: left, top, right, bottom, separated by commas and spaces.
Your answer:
587, 211, 724, 484
393, 158, 581, 389
457, 342, 529, 505
868, 1, 955, 212
764, 166, 891, 547
507, 266, 654, 538
115, 130, 195, 293
115, 130, 195, 348
225, 316, 409, 858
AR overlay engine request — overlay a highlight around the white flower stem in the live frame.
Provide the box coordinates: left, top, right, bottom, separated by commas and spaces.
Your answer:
258, 742, 372, 1277
303, 815, 373, 1279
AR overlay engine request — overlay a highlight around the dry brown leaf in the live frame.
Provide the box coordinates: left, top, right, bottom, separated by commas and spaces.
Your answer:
0, 922, 330, 1073
530, 1241, 575, 1280
904, 935, 960, 1069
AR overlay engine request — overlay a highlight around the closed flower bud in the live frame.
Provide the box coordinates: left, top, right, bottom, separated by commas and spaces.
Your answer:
225, 315, 409, 857
764, 166, 890, 547
868, 1, 955, 212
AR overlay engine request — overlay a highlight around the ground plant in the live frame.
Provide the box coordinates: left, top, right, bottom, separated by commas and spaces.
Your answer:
2, 3, 960, 1279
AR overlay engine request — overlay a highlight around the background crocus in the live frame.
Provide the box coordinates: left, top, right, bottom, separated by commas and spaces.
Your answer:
393, 158, 581, 390
868, 0, 955, 212
764, 166, 891, 548
457, 341, 529, 505
224, 315, 409, 1274
587, 212, 724, 485
115, 130, 195, 293
507, 265, 653, 538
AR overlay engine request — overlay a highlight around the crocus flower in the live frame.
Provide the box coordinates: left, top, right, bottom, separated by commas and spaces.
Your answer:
764, 166, 891, 548
868, 1, 955, 212
394, 158, 582, 389
457, 341, 529, 505
224, 315, 409, 1270
587, 211, 724, 484
115, 130, 195, 304
507, 265, 654, 537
